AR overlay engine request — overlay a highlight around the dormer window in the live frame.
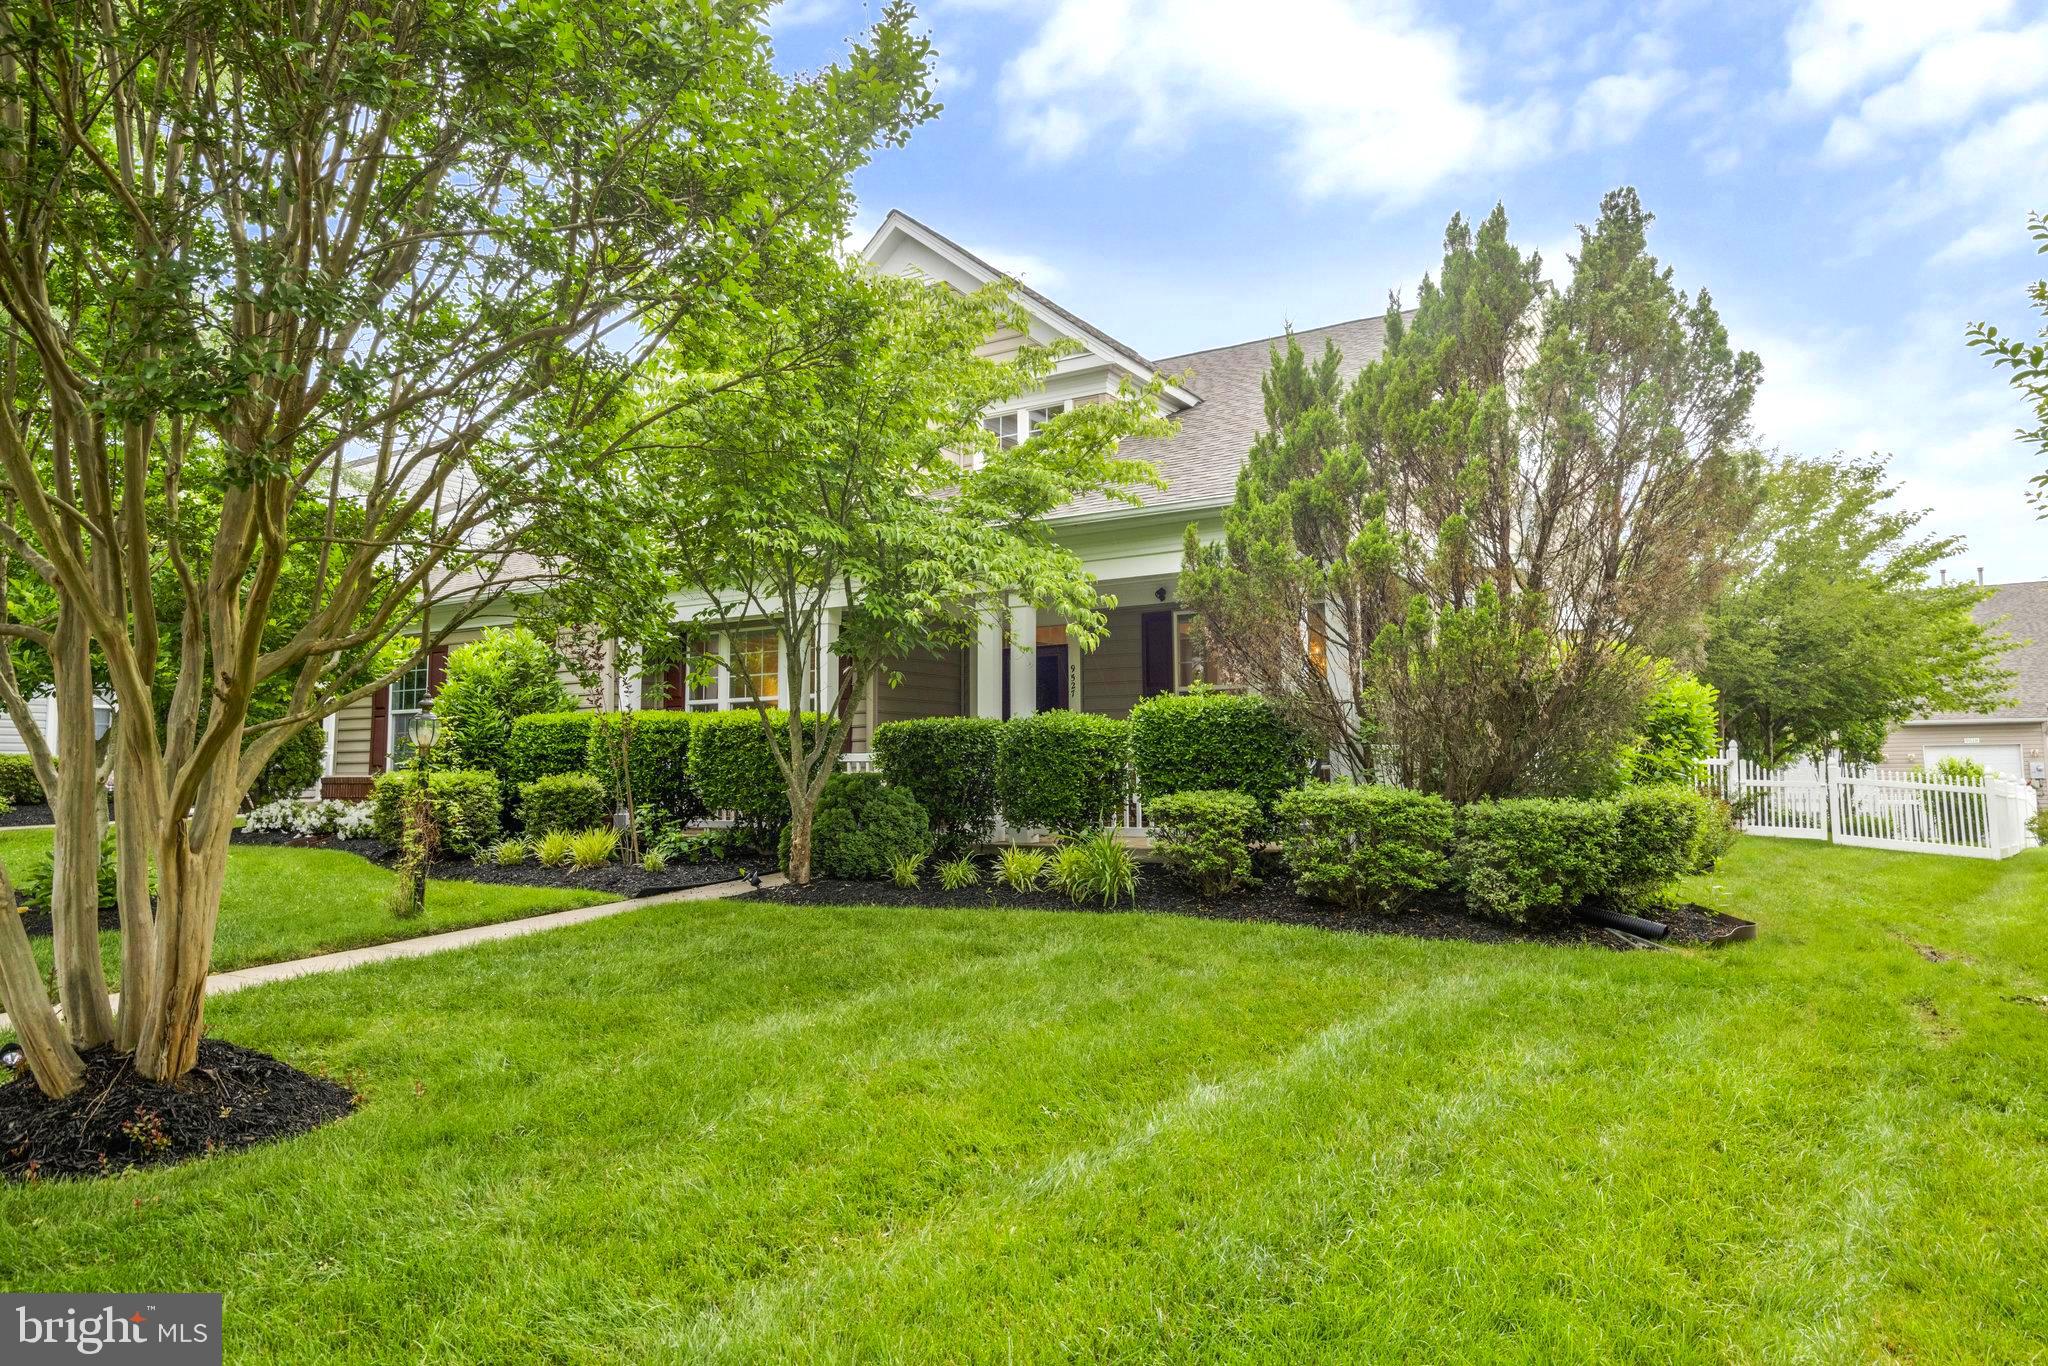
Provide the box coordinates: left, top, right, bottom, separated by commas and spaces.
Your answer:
982, 412, 1019, 451
1027, 402, 1070, 432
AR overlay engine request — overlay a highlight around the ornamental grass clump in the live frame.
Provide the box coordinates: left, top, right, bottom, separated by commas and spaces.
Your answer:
533, 831, 575, 868
937, 855, 981, 890
996, 845, 1048, 893
1053, 830, 1138, 907
890, 853, 925, 890
488, 839, 529, 867
569, 827, 621, 869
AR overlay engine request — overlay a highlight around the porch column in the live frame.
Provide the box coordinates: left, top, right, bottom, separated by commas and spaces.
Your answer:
1008, 598, 1038, 720
1321, 602, 1355, 778
819, 609, 842, 717
971, 607, 1004, 719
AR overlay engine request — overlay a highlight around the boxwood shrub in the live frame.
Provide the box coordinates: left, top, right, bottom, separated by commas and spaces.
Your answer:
518, 772, 611, 836
1454, 797, 1618, 925
689, 709, 829, 836
1273, 782, 1455, 913
587, 711, 699, 822
370, 768, 502, 857
873, 716, 1002, 852
0, 753, 43, 806
503, 712, 596, 792
1129, 688, 1311, 816
1146, 789, 1260, 897
1611, 785, 1712, 900
997, 710, 1131, 835
780, 771, 930, 880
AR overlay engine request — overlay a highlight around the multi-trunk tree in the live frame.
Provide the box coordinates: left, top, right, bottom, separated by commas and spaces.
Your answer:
1182, 190, 1762, 801
626, 264, 1167, 884
0, 0, 934, 1096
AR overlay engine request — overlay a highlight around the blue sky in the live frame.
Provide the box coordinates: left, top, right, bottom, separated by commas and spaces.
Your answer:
772, 0, 2047, 584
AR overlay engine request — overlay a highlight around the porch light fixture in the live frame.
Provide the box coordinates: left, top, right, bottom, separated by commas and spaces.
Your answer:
407, 710, 441, 751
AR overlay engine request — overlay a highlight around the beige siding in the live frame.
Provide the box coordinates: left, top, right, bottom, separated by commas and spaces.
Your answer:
975, 326, 1028, 361
332, 694, 375, 774
1079, 604, 1155, 719
1882, 720, 2047, 778
874, 649, 966, 728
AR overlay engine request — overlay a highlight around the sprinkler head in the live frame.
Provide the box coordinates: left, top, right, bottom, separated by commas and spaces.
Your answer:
0, 1042, 24, 1072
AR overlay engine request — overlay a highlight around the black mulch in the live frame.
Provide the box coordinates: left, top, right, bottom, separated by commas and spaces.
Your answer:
230, 829, 753, 898
744, 858, 1752, 952
0, 802, 54, 828
16, 902, 124, 937
1, 1040, 356, 1182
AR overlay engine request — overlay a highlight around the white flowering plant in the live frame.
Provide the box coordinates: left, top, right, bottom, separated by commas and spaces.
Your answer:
243, 798, 375, 840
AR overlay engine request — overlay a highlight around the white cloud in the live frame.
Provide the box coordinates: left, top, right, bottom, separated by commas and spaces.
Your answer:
1784, 0, 2016, 110
962, 244, 1068, 290
996, 0, 1561, 203
1569, 69, 1681, 150
1908, 99, 2048, 262
1820, 21, 2048, 158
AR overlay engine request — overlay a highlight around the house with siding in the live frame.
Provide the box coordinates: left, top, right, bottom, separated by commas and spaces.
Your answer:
1881, 578, 2048, 797
319, 210, 1392, 792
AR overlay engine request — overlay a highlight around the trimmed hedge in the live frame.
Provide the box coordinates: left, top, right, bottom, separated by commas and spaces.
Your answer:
1610, 786, 1709, 900
1273, 782, 1455, 913
0, 753, 43, 806
997, 710, 1131, 834
1147, 789, 1259, 897
689, 709, 828, 833
1129, 689, 1311, 816
1454, 798, 1617, 925
504, 712, 596, 793
587, 711, 699, 821
518, 772, 610, 836
873, 716, 1002, 852
781, 771, 930, 880
371, 768, 501, 858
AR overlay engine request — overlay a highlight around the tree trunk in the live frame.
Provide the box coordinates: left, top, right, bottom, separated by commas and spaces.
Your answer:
49, 612, 115, 1049
785, 800, 814, 887
112, 771, 156, 1053
133, 786, 236, 1084
0, 866, 83, 1098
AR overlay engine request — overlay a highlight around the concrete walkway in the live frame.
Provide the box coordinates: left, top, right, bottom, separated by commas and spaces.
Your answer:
1, 872, 781, 1033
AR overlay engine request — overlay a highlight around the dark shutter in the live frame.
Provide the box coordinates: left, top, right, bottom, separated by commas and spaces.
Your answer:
1140, 610, 1174, 698
368, 685, 390, 774
664, 661, 688, 710
426, 646, 449, 695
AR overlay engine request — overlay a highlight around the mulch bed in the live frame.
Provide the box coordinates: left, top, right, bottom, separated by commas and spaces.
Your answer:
1, 1040, 356, 1182
16, 901, 124, 937
230, 829, 753, 898
744, 858, 1751, 952
0, 802, 55, 828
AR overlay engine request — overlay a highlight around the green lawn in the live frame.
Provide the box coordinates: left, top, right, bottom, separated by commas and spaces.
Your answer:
0, 830, 612, 984
5, 837, 2048, 1361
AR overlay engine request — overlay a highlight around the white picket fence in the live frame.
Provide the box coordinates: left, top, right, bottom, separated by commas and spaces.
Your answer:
1700, 746, 2037, 860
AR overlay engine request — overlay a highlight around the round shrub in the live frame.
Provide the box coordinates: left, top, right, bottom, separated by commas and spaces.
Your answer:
370, 768, 501, 858
0, 753, 46, 805
1624, 669, 1720, 787
997, 710, 1131, 835
1146, 789, 1259, 897
1454, 797, 1617, 925
433, 627, 574, 776
518, 772, 611, 836
250, 722, 326, 804
782, 771, 930, 880
587, 711, 699, 822
873, 716, 1002, 852
1273, 782, 1455, 913
1610, 786, 1707, 902
504, 712, 596, 792
1130, 688, 1311, 817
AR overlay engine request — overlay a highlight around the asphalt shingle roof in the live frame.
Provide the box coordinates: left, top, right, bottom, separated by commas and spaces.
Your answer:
1058, 314, 1393, 520
1925, 579, 2048, 720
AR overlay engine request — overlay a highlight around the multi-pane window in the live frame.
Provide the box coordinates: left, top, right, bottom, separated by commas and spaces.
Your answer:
733, 629, 780, 705
1026, 401, 1069, 433
388, 658, 432, 764
982, 412, 1019, 451
1174, 611, 1240, 691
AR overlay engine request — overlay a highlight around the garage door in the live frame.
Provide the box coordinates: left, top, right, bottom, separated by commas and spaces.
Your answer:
1923, 744, 2024, 780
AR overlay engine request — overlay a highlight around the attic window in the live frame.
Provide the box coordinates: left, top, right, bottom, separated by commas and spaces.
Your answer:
982, 412, 1019, 451
1027, 401, 1070, 433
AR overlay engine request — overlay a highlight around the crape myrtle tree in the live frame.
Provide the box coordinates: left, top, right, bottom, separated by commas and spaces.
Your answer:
1182, 190, 1762, 802
1968, 211, 2048, 511
628, 263, 1168, 885
0, 0, 935, 1096
1702, 455, 2013, 764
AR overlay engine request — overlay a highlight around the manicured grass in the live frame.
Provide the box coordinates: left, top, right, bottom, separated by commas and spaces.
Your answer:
0, 830, 611, 984
5, 838, 2048, 1360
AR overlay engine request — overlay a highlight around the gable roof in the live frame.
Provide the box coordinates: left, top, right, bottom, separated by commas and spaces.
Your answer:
1056, 314, 1395, 521
1922, 579, 2048, 721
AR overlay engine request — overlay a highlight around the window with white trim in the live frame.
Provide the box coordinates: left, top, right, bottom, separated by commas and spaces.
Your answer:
388, 658, 432, 764
685, 629, 781, 709
982, 411, 1018, 452
1026, 401, 1069, 434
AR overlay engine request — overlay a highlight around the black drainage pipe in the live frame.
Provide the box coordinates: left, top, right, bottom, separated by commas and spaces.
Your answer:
1577, 904, 1670, 941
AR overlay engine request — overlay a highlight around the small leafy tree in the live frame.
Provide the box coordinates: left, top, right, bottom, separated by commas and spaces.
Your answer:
1968, 212, 2048, 512
433, 628, 573, 775
1702, 456, 2013, 763
1183, 190, 1761, 801
632, 264, 1168, 884
1623, 668, 1720, 787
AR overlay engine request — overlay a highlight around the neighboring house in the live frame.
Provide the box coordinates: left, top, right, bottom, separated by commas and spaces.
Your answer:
319, 209, 1393, 794
1881, 578, 2048, 795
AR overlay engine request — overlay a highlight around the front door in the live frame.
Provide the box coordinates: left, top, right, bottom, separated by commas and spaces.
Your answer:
1036, 644, 1070, 712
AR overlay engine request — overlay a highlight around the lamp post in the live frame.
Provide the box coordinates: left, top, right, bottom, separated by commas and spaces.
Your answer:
406, 710, 441, 915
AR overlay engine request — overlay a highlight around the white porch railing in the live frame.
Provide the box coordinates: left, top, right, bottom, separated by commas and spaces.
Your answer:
1701, 743, 2038, 860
